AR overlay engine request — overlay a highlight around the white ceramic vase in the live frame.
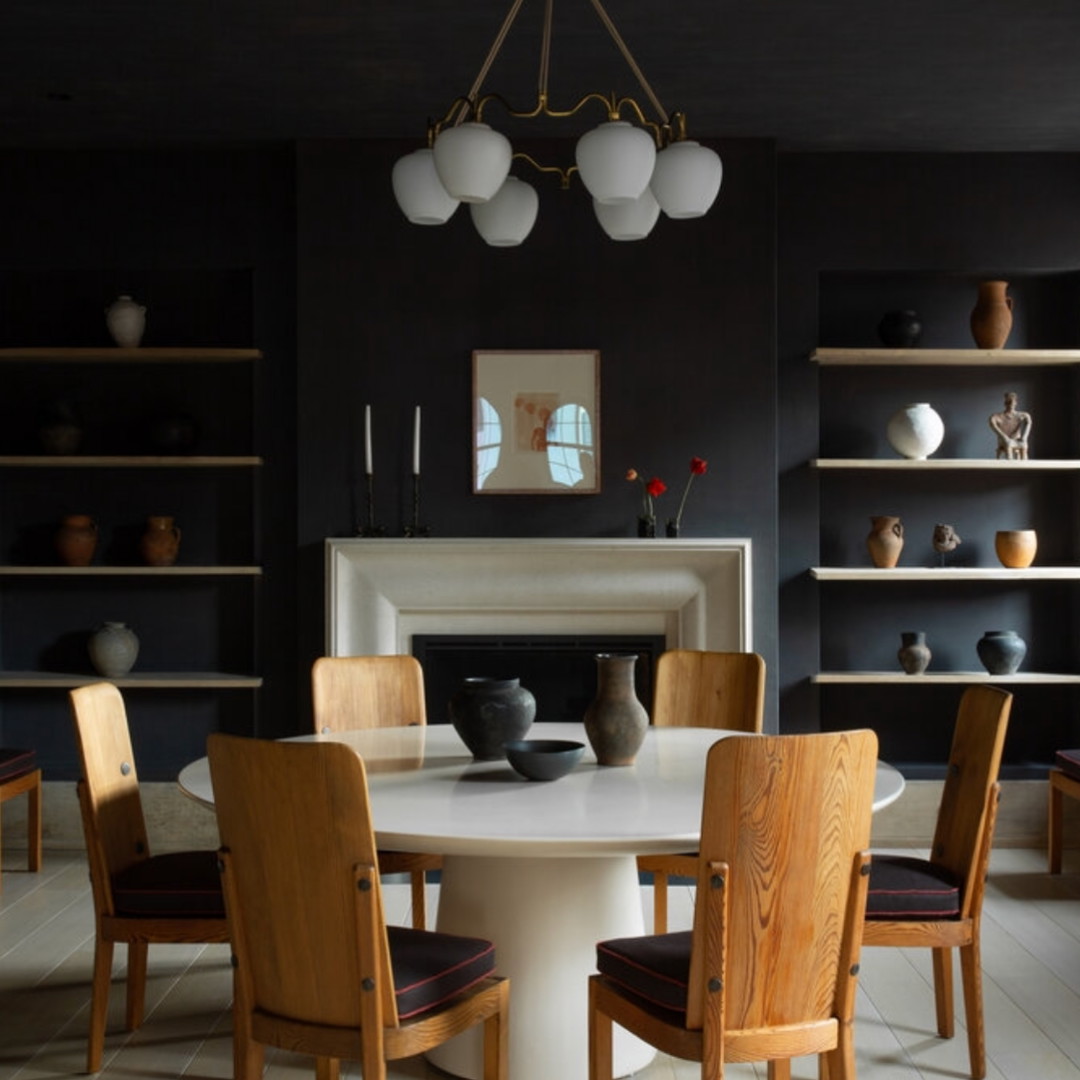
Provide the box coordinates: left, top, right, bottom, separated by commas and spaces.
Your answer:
105, 294, 146, 348
886, 402, 944, 459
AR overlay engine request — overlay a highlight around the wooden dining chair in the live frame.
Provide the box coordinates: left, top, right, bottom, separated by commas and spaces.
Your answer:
311, 654, 443, 930
207, 733, 509, 1080
69, 682, 228, 1074
862, 684, 1012, 1080
0, 747, 42, 889
637, 649, 766, 933
590, 728, 878, 1080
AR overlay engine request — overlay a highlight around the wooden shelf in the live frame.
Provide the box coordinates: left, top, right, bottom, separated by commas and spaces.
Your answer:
811, 347, 1080, 366
0, 565, 261, 576
0, 671, 263, 688
0, 455, 262, 467
0, 347, 262, 363
812, 458, 1080, 470
812, 566, 1080, 581
813, 671, 1080, 685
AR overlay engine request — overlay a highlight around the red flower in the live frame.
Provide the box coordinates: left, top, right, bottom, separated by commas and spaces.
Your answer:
627, 468, 666, 519
671, 456, 708, 530
690, 456, 708, 476
646, 477, 667, 498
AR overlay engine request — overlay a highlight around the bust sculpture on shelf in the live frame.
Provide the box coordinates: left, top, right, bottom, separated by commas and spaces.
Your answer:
989, 391, 1032, 460
932, 523, 962, 566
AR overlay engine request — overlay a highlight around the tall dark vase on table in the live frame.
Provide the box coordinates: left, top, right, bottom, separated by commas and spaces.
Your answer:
583, 653, 648, 766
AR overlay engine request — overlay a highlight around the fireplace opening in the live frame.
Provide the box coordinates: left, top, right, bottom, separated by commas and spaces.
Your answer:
413, 634, 666, 726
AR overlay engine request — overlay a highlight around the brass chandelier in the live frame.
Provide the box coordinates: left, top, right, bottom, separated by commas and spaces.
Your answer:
391, 0, 723, 246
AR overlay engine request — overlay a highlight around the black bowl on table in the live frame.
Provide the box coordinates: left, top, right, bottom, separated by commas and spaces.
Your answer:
504, 739, 585, 781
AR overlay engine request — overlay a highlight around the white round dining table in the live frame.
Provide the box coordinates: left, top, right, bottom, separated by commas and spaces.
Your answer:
179, 723, 905, 1080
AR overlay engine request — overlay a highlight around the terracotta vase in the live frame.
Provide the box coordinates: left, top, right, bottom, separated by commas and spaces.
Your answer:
970, 280, 1013, 349
994, 529, 1037, 569
898, 631, 932, 675
140, 515, 181, 566
866, 515, 904, 568
56, 514, 98, 566
583, 653, 649, 766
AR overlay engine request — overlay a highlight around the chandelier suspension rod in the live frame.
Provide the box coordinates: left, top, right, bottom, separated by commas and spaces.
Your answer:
454, 0, 528, 125
586, 0, 670, 124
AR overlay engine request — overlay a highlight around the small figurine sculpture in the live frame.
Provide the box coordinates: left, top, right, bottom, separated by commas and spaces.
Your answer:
989, 391, 1032, 460
932, 523, 962, 567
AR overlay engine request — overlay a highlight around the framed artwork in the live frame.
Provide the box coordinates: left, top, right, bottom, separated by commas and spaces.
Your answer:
472, 349, 600, 494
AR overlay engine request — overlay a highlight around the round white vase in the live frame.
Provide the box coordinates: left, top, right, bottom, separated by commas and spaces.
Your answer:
886, 402, 944, 459
105, 294, 146, 348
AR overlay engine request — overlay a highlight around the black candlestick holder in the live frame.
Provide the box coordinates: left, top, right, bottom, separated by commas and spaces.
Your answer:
357, 473, 386, 537
403, 474, 431, 537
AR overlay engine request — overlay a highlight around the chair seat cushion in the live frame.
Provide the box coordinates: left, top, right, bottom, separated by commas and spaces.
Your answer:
111, 850, 226, 918
0, 748, 37, 785
1055, 749, 1080, 783
388, 925, 496, 1019
596, 931, 691, 1016
865, 854, 961, 919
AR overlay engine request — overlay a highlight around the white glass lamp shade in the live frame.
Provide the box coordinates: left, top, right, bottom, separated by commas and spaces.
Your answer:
432, 122, 513, 203
650, 140, 723, 219
575, 121, 657, 204
469, 176, 539, 247
593, 187, 660, 241
391, 148, 460, 225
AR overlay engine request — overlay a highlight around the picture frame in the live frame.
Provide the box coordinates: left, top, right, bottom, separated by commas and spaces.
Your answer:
472, 349, 600, 494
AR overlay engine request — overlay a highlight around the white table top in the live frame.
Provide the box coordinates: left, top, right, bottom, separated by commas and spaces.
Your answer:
178, 723, 906, 859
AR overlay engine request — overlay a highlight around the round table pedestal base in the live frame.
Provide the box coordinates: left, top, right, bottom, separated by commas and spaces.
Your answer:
426, 853, 656, 1080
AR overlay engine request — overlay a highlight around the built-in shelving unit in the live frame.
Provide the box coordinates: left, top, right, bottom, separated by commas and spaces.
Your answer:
812, 347, 1080, 366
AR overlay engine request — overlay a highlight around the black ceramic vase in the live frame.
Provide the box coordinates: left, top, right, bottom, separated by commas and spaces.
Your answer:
583, 653, 649, 766
877, 309, 923, 348
976, 630, 1026, 676
448, 676, 536, 760
897, 631, 931, 675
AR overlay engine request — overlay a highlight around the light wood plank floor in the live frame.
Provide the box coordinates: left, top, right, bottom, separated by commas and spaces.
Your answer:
2, 846, 1080, 1079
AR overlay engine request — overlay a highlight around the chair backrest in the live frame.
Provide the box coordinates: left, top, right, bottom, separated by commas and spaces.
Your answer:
930, 685, 1012, 911
688, 729, 878, 1033
208, 733, 398, 1028
652, 649, 765, 732
311, 655, 427, 734
69, 682, 151, 897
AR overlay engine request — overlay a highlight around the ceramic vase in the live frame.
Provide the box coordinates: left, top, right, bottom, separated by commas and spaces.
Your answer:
140, 515, 181, 566
583, 653, 649, 766
637, 516, 656, 538
55, 514, 98, 566
970, 280, 1013, 350
448, 676, 536, 760
88, 621, 140, 677
976, 630, 1026, 676
877, 310, 923, 348
867, 515, 904, 568
105, 294, 146, 348
898, 631, 932, 675
994, 528, 1037, 568
886, 402, 945, 459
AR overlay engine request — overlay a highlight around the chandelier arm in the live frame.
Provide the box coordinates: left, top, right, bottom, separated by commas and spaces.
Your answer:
586, 0, 670, 125
512, 150, 577, 190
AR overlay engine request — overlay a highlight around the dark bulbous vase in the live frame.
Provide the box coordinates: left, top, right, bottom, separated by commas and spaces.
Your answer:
877, 309, 923, 348
898, 631, 931, 675
976, 630, 1026, 676
448, 676, 536, 760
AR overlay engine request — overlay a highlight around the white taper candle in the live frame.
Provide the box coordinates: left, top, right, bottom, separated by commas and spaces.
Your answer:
413, 406, 421, 475
364, 405, 373, 475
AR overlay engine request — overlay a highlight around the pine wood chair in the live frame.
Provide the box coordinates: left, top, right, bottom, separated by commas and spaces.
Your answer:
590, 728, 878, 1080
862, 684, 1013, 1080
69, 682, 229, 1074
637, 649, 766, 933
207, 733, 509, 1080
0, 747, 42, 889
311, 655, 443, 930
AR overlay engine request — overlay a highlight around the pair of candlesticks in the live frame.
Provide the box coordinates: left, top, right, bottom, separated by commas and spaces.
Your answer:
358, 473, 431, 538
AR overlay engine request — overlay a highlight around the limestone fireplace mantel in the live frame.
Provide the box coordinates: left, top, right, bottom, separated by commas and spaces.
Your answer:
324, 537, 753, 655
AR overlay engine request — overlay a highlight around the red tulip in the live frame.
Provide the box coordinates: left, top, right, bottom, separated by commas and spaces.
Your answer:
646, 477, 667, 498
690, 456, 708, 475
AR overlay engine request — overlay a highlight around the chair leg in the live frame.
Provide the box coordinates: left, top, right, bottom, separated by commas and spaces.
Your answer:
959, 939, 987, 1080
410, 869, 427, 930
315, 1057, 341, 1080
932, 945, 955, 1038
588, 979, 614, 1080
87, 937, 114, 1073
1049, 776, 1064, 873
125, 941, 148, 1030
27, 771, 42, 872
652, 869, 669, 935
233, 1016, 264, 1080
483, 979, 510, 1080
768, 1059, 792, 1079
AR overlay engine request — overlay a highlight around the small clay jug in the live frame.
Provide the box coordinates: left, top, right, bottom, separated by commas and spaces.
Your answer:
970, 280, 1013, 349
898, 631, 932, 675
56, 514, 98, 566
140, 515, 181, 566
867, 516, 904, 568
994, 529, 1037, 569
583, 653, 649, 766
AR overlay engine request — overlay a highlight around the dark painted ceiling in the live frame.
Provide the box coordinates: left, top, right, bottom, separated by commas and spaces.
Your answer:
2, 0, 1079, 152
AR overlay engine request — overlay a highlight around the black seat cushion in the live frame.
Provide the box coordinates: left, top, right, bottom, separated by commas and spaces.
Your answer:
865, 854, 961, 919
388, 925, 496, 1019
1056, 748, 1080, 783
596, 931, 691, 1016
0, 748, 37, 785
111, 850, 226, 918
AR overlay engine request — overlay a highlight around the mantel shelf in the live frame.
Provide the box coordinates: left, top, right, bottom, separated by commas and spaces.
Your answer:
0, 455, 263, 467
811, 566, 1080, 581
811, 458, 1080, 470
813, 671, 1080, 684
811, 347, 1080, 366
0, 671, 263, 688
0, 347, 261, 363
0, 565, 262, 576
